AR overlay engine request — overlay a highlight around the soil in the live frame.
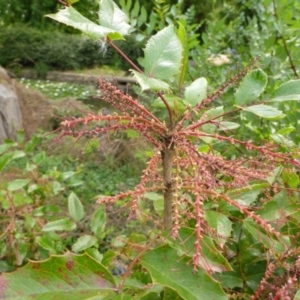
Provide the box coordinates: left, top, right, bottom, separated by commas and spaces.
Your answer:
14, 79, 90, 140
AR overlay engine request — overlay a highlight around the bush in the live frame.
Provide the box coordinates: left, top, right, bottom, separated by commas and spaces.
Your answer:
0, 25, 141, 72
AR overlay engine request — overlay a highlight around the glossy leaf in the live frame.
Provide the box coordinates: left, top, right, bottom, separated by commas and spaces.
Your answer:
270, 79, 300, 101
131, 70, 170, 91
141, 244, 227, 300
68, 192, 84, 222
235, 69, 268, 105
42, 218, 77, 232
184, 77, 207, 106
143, 25, 182, 80
72, 235, 98, 252
46, 6, 123, 40
241, 104, 285, 120
0, 252, 116, 299
98, 0, 131, 36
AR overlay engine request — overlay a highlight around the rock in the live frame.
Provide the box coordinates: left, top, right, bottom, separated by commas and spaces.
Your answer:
0, 67, 23, 143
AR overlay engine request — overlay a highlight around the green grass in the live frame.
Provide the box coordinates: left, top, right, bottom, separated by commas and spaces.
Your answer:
19, 78, 100, 100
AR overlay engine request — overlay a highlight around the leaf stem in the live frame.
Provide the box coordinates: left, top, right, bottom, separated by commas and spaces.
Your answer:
106, 38, 174, 126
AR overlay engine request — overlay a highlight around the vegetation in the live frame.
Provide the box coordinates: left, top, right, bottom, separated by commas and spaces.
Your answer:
0, 0, 300, 299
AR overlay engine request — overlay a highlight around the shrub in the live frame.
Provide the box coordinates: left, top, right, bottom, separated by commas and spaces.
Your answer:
0, 25, 141, 72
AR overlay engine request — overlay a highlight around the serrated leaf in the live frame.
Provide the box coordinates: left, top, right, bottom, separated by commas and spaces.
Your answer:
46, 6, 122, 40
131, 70, 170, 91
235, 69, 268, 105
42, 218, 76, 232
99, 0, 131, 37
184, 77, 207, 106
72, 235, 98, 252
36, 235, 58, 254
8, 179, 31, 191
0, 252, 116, 299
68, 192, 84, 222
241, 105, 285, 120
141, 244, 227, 300
143, 25, 182, 79
91, 205, 106, 236
218, 121, 240, 131
270, 79, 300, 102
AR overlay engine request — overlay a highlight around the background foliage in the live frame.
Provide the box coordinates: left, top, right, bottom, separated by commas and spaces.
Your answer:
0, 0, 300, 299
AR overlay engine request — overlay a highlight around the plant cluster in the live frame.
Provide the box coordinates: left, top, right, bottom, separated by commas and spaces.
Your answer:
0, 0, 300, 299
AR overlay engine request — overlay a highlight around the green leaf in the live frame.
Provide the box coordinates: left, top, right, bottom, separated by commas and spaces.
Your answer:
0, 143, 14, 155
25, 135, 39, 152
43, 218, 76, 232
46, 6, 123, 41
270, 79, 300, 102
282, 170, 299, 189
241, 105, 285, 120
141, 244, 227, 300
205, 211, 232, 247
111, 235, 127, 247
145, 192, 164, 216
98, 0, 131, 37
32, 151, 46, 165
68, 192, 84, 222
243, 219, 288, 253
266, 166, 283, 185
295, 290, 300, 300
131, 70, 170, 91
0, 151, 25, 171
143, 25, 183, 80
218, 121, 240, 131
7, 179, 31, 191
177, 21, 189, 91
91, 205, 107, 237
257, 201, 280, 221
235, 69, 268, 105
270, 134, 295, 147
169, 228, 231, 273
276, 126, 295, 135
36, 235, 58, 254
0, 252, 116, 299
72, 235, 98, 252
152, 95, 186, 112
184, 77, 207, 106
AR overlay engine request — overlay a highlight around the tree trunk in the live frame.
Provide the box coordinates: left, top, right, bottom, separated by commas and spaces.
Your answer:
162, 143, 174, 230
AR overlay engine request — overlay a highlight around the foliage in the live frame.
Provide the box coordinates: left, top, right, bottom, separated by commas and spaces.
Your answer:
1, 0, 300, 299
0, 133, 140, 270
0, 25, 141, 72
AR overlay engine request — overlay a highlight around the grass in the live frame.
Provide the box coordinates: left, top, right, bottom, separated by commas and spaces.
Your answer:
19, 78, 100, 100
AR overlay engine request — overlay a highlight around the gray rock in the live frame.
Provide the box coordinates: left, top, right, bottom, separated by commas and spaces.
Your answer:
0, 67, 22, 143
